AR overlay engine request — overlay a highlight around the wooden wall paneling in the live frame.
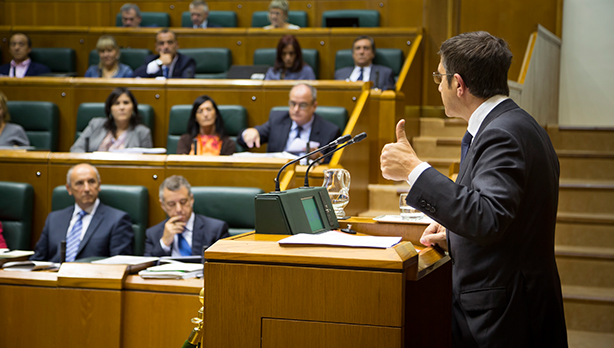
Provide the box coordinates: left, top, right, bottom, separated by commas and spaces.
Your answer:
0, 77, 75, 152
48, 153, 168, 227
13, 26, 92, 76
174, 28, 249, 65
122, 290, 199, 347
110, 0, 183, 28
5, 0, 111, 26
0, 27, 11, 66
72, 79, 168, 149
421, 0, 452, 106
246, 28, 332, 78
0, 285, 60, 347
387, 0, 423, 28
0, 151, 50, 249
0, 3, 5, 27
57, 288, 122, 348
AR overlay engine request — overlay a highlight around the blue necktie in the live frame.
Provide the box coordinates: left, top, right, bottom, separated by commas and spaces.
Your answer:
357, 67, 364, 81
177, 231, 191, 256
460, 131, 473, 165
65, 210, 87, 262
162, 65, 169, 78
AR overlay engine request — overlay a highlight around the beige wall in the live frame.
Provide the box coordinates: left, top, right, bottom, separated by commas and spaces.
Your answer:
559, 0, 614, 126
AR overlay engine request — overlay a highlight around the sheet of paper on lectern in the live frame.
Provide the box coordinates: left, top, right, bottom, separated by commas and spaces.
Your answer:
278, 231, 402, 249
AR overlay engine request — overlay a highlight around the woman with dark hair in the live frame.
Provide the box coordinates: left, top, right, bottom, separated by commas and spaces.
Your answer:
70, 87, 153, 152
264, 35, 315, 80
176, 95, 236, 155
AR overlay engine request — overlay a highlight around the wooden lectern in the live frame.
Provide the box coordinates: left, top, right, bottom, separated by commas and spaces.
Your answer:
203, 226, 452, 348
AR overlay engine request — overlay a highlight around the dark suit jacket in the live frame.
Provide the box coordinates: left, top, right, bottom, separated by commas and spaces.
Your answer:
236, 111, 341, 164
407, 99, 567, 347
144, 214, 229, 257
132, 53, 196, 78
334, 64, 396, 91
0, 61, 51, 77
31, 203, 134, 262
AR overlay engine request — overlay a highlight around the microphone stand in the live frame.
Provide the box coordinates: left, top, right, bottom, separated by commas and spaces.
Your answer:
303, 133, 367, 187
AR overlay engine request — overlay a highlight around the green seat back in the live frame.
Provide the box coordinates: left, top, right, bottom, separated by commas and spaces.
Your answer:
51, 185, 149, 255
322, 10, 380, 27
75, 103, 155, 140
6, 101, 59, 151
191, 186, 264, 236
88, 48, 153, 71
167, 104, 247, 154
270, 106, 348, 133
30, 48, 76, 76
253, 48, 319, 79
181, 11, 237, 27
178, 48, 232, 79
335, 48, 404, 76
0, 182, 33, 250
251, 10, 308, 27
115, 12, 170, 27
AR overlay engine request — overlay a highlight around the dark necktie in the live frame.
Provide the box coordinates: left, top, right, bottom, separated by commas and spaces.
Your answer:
460, 131, 473, 164
10, 65, 16, 78
295, 126, 303, 139
177, 229, 191, 256
357, 67, 364, 81
162, 65, 169, 78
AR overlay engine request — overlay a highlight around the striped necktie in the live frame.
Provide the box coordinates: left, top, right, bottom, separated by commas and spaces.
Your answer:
65, 210, 88, 262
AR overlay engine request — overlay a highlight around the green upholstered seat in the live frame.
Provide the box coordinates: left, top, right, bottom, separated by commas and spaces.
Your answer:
6, 101, 59, 151
334, 48, 404, 77
115, 12, 170, 27
181, 11, 238, 27
88, 48, 153, 71
30, 48, 77, 76
75, 103, 155, 140
270, 106, 348, 133
322, 10, 380, 27
167, 104, 248, 154
251, 10, 308, 27
253, 48, 320, 79
177, 48, 232, 79
0, 182, 34, 250
51, 185, 149, 256
191, 186, 264, 236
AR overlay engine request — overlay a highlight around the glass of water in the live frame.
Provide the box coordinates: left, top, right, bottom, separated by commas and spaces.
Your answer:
399, 193, 422, 221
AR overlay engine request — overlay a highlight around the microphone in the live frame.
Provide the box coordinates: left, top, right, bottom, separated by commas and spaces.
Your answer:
84, 137, 90, 153
375, 71, 380, 89
192, 138, 198, 155
273, 134, 352, 192
303, 132, 367, 187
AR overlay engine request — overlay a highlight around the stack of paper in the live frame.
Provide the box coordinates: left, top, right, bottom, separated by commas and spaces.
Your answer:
2, 261, 58, 271
92, 255, 158, 273
278, 231, 402, 249
138, 262, 203, 279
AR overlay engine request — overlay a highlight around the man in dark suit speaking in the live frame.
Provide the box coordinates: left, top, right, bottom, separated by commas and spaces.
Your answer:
334, 35, 396, 91
380, 32, 567, 346
237, 83, 340, 163
31, 164, 133, 262
133, 29, 195, 78
144, 175, 229, 257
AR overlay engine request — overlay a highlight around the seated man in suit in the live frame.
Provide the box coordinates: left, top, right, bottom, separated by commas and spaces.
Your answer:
0, 33, 51, 77
237, 83, 341, 163
189, 0, 221, 28
133, 29, 196, 78
120, 3, 142, 27
144, 175, 229, 257
334, 35, 396, 91
31, 163, 134, 262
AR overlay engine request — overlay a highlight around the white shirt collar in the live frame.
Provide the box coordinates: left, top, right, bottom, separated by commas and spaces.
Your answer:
74, 198, 100, 216
467, 95, 509, 140
291, 114, 315, 133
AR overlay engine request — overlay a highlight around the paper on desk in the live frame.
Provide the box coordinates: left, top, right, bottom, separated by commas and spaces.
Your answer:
279, 231, 402, 249
231, 151, 298, 159
286, 139, 320, 153
107, 147, 167, 154
92, 255, 159, 265
0, 249, 35, 259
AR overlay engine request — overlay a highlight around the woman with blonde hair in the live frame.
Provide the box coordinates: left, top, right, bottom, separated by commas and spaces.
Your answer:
85, 35, 133, 78
264, 0, 299, 29
0, 91, 30, 147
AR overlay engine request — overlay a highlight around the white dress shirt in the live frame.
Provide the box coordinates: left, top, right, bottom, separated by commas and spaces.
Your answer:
284, 116, 315, 155
66, 198, 101, 240
9, 58, 32, 78
160, 212, 195, 257
348, 65, 372, 82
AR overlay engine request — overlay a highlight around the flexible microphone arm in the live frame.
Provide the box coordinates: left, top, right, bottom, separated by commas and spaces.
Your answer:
303, 132, 367, 187
273, 134, 352, 192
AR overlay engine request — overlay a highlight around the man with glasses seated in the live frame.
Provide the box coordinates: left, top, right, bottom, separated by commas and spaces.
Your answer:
144, 175, 229, 257
237, 83, 340, 163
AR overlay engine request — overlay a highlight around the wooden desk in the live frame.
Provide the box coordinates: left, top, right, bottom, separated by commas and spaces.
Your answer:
0, 265, 202, 348
203, 232, 452, 347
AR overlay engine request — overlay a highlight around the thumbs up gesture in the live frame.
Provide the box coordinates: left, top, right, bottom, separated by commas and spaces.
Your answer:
380, 119, 423, 181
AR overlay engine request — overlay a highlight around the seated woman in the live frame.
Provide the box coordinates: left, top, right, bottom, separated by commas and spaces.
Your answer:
70, 87, 153, 152
85, 35, 133, 78
264, 0, 299, 29
0, 92, 30, 147
264, 35, 315, 80
177, 95, 236, 155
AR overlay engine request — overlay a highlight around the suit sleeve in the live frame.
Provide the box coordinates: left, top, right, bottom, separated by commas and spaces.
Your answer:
180, 58, 196, 78
30, 214, 52, 261
220, 137, 236, 155
384, 70, 396, 91
237, 120, 272, 148
137, 126, 153, 148
407, 127, 525, 246
176, 134, 193, 154
70, 118, 101, 152
109, 213, 134, 255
